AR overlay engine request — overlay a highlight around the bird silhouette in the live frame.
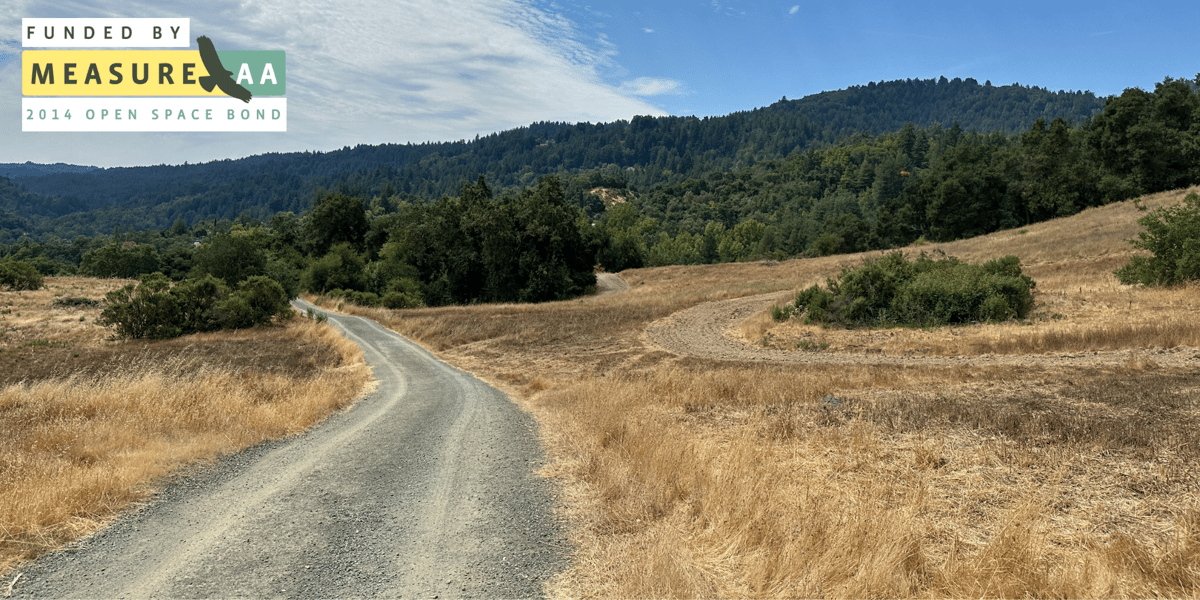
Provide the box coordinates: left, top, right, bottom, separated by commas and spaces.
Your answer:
196, 36, 252, 103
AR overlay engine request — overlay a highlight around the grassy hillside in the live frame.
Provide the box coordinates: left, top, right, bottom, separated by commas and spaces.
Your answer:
320, 186, 1200, 598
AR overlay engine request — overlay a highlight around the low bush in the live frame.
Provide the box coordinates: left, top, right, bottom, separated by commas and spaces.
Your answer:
215, 276, 294, 330
0, 260, 44, 291
51, 296, 99, 308
98, 273, 292, 340
325, 288, 382, 307
1115, 192, 1200, 286
777, 251, 1035, 327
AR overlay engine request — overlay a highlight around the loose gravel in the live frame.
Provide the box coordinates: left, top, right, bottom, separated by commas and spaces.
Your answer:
11, 301, 568, 599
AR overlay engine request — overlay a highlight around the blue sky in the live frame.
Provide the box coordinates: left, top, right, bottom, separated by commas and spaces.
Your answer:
1, 0, 1197, 167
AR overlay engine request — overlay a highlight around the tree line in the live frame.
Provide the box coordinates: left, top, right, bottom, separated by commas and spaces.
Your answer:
8, 175, 592, 316
1, 76, 1198, 314
2, 77, 1105, 242
593, 76, 1200, 268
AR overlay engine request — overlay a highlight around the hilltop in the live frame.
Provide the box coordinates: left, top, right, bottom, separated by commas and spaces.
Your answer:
3, 77, 1104, 241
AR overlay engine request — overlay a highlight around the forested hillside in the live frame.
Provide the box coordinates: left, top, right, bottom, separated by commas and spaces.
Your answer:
771, 77, 1101, 138
0, 162, 99, 178
5, 77, 1105, 241
5, 74, 1200, 310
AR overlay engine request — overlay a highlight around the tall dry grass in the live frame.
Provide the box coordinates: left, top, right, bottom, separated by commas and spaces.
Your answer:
534, 365, 1200, 598
313, 188, 1200, 598
0, 315, 371, 576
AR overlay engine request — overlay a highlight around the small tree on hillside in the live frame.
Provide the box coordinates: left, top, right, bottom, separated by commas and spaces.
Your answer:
0, 259, 44, 290
1115, 192, 1200, 286
215, 276, 293, 329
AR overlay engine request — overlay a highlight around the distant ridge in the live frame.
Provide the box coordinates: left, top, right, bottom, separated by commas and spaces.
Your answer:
4, 77, 1106, 240
1, 162, 100, 179
769, 77, 1103, 136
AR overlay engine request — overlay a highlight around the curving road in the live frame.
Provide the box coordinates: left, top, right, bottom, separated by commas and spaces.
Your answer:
645, 292, 1200, 369
11, 300, 566, 598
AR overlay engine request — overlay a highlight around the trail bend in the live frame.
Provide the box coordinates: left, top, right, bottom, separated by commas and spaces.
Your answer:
12, 300, 566, 599
645, 292, 1200, 369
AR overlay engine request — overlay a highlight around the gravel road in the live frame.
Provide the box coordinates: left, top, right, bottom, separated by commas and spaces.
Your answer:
645, 292, 1200, 369
11, 300, 567, 599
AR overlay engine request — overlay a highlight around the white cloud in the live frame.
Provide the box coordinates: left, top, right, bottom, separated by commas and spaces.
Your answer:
789, 5, 800, 15
642, 27, 654, 34
618, 77, 684, 96
1, 0, 668, 167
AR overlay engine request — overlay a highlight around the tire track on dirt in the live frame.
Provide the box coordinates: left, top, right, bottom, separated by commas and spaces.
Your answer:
645, 292, 1200, 369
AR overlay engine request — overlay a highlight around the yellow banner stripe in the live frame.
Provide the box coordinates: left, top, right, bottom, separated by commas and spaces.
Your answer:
23, 50, 232, 97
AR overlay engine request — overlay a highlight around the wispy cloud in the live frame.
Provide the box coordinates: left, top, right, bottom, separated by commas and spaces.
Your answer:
1, 0, 667, 166
643, 27, 654, 34
709, 0, 745, 16
0, 40, 19, 67
789, 5, 800, 15
619, 77, 684, 96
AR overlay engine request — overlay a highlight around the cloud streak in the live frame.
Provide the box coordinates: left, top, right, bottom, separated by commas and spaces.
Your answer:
619, 76, 684, 96
1, 0, 668, 166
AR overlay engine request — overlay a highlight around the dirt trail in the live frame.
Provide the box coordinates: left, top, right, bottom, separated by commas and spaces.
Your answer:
595, 272, 629, 295
10, 301, 566, 599
645, 292, 1200, 369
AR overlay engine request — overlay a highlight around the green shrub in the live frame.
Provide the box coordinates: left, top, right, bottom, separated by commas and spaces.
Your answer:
1114, 192, 1200, 286
782, 251, 1035, 328
890, 262, 1034, 326
51, 296, 99, 308
80, 242, 160, 279
301, 244, 367, 293
382, 290, 420, 309
172, 275, 228, 333
325, 288, 382, 307
215, 276, 293, 330
770, 304, 796, 321
0, 260, 44, 291
99, 273, 291, 339
97, 273, 182, 339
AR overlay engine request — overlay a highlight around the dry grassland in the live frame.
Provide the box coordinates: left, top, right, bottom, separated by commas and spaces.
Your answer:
0, 278, 372, 576
317, 187, 1200, 598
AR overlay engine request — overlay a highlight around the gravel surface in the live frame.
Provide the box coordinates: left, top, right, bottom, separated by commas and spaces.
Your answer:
645, 292, 1200, 369
11, 301, 568, 599
594, 273, 629, 295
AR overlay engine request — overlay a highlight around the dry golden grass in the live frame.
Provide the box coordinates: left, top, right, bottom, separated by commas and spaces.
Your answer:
313, 187, 1200, 598
756, 187, 1200, 357
0, 278, 372, 576
529, 364, 1199, 598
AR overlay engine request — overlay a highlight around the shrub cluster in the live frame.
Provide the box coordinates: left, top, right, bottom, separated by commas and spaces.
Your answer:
779, 251, 1035, 327
0, 259, 44, 291
51, 296, 99, 308
98, 273, 292, 339
1115, 192, 1200, 286
317, 287, 416, 310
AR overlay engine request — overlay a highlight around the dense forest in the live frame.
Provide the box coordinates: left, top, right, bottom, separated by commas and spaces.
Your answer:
2, 77, 1106, 242
2, 74, 1199, 308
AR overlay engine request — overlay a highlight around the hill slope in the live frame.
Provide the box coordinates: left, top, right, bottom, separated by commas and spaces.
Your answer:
7, 77, 1104, 240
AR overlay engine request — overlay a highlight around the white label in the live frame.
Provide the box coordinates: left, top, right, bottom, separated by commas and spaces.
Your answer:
22, 19, 191, 48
